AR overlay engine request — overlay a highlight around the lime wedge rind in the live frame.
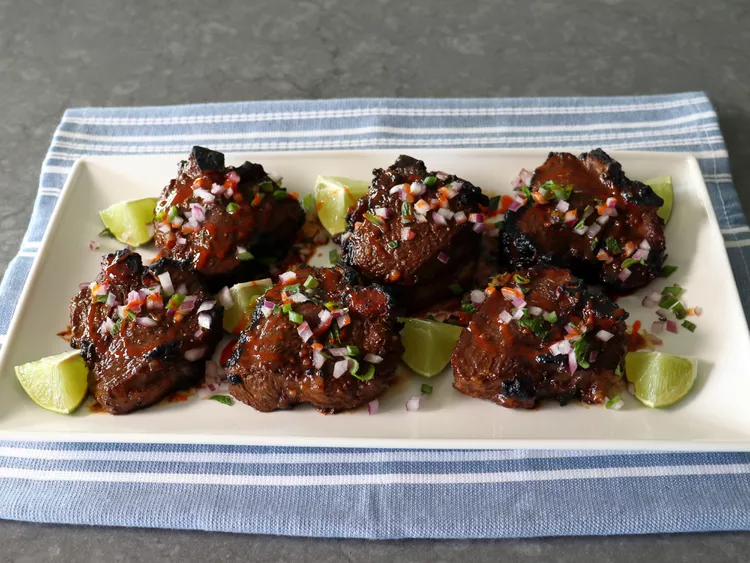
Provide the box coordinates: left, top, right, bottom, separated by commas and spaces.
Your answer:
625, 351, 697, 408
399, 318, 463, 378
314, 175, 370, 236
14, 350, 89, 414
645, 176, 673, 224
99, 197, 159, 247
222, 278, 274, 333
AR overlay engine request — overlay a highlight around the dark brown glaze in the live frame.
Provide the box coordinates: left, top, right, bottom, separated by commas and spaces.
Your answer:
341, 155, 489, 312
153, 146, 305, 289
451, 266, 628, 408
500, 149, 665, 290
69, 250, 223, 414
224, 265, 403, 412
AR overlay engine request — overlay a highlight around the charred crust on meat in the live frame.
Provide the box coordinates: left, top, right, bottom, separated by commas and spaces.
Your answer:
501, 376, 536, 400
191, 146, 225, 171
234, 161, 268, 184
145, 340, 182, 360
227, 374, 242, 385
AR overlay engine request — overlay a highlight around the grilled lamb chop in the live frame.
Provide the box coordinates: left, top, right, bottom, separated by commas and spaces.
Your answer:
69, 250, 223, 414
341, 155, 489, 312
452, 266, 628, 408
225, 265, 403, 412
153, 146, 305, 289
500, 149, 665, 290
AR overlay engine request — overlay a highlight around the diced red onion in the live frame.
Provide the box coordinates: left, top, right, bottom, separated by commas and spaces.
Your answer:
198, 313, 212, 329
432, 213, 447, 226
328, 347, 348, 357
405, 396, 421, 412
468, 213, 484, 223
401, 227, 412, 241
313, 350, 326, 369
88, 240, 100, 251
472, 223, 486, 233
333, 359, 349, 379
297, 321, 313, 342
211, 183, 226, 196
337, 314, 351, 328
453, 211, 467, 224
279, 271, 297, 284
449, 181, 463, 194
176, 284, 188, 295
642, 292, 660, 307
363, 353, 383, 364
568, 351, 578, 374
618, 268, 632, 281
511, 168, 533, 188
596, 330, 614, 342
512, 307, 525, 320
187, 217, 200, 230
290, 292, 308, 303
414, 200, 431, 215
437, 208, 454, 220
226, 170, 240, 183
389, 184, 404, 195
368, 399, 379, 415
176, 237, 187, 245
437, 252, 449, 264
99, 318, 115, 334
538, 187, 548, 197
374, 207, 390, 218
499, 310, 513, 324
508, 201, 522, 212
606, 197, 617, 208
651, 321, 665, 334
695, 306, 703, 316
261, 300, 275, 318
586, 223, 602, 238
197, 300, 215, 313
184, 348, 206, 361
410, 181, 426, 196
158, 272, 174, 296
639, 239, 651, 250
470, 290, 486, 305
330, 309, 345, 319
632, 249, 649, 261
172, 216, 185, 227
589, 350, 599, 363
194, 188, 215, 203
555, 200, 570, 213
217, 286, 233, 308
549, 339, 572, 356
596, 214, 610, 226
573, 223, 588, 235
649, 335, 664, 346
666, 320, 678, 334
602, 207, 618, 217
528, 306, 543, 316
157, 223, 172, 234
126, 290, 140, 304
511, 298, 526, 308
104, 292, 116, 308
178, 295, 198, 314
656, 309, 668, 319
564, 324, 575, 334
224, 187, 234, 198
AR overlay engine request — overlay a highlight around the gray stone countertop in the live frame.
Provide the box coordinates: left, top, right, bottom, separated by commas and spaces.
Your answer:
1, 0, 750, 560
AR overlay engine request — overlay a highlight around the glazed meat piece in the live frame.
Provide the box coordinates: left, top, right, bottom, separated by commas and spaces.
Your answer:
500, 149, 665, 290
70, 250, 223, 414
225, 265, 403, 412
452, 266, 628, 408
153, 146, 305, 288
341, 155, 489, 312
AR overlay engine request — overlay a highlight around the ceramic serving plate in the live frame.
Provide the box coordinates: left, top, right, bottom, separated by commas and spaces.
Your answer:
0, 148, 748, 450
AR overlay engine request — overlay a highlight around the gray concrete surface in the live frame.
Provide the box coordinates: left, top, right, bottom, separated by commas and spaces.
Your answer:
1, 0, 749, 560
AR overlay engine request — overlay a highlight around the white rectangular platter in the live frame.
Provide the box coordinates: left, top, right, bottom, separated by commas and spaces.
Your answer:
1, 148, 748, 450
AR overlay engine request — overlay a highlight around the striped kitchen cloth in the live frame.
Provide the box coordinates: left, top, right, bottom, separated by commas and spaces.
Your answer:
1, 92, 749, 538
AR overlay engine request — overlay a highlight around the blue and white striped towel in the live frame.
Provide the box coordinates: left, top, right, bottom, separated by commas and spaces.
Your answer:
2, 92, 749, 538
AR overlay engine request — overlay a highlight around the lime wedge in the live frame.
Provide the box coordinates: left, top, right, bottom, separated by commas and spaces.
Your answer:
645, 176, 673, 224
223, 278, 273, 333
399, 318, 464, 377
314, 176, 370, 235
99, 197, 159, 246
15, 351, 89, 414
625, 351, 697, 408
